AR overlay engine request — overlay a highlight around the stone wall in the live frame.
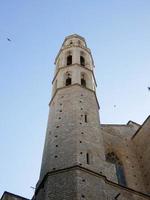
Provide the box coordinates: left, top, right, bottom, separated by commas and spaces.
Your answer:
35, 167, 150, 200
39, 84, 107, 183
132, 116, 150, 195
101, 124, 146, 193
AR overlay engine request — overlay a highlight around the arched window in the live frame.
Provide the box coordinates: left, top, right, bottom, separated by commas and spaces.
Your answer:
80, 56, 85, 66
65, 72, 72, 86
81, 78, 86, 87
106, 152, 127, 186
67, 55, 72, 65
66, 77, 71, 86
81, 73, 86, 87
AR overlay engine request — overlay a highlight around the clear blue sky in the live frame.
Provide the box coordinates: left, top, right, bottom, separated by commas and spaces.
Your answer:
0, 0, 150, 198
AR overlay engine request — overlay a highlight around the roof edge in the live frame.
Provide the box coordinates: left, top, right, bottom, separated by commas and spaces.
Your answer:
132, 115, 150, 140
1, 191, 29, 200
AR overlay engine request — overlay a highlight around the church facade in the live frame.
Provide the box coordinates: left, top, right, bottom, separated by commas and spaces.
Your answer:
1, 34, 150, 200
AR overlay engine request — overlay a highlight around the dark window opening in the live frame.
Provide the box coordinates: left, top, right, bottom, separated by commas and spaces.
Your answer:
81, 78, 86, 87
116, 164, 126, 186
67, 55, 72, 65
80, 56, 85, 66
85, 114, 87, 123
66, 77, 72, 86
86, 153, 90, 164
106, 152, 127, 186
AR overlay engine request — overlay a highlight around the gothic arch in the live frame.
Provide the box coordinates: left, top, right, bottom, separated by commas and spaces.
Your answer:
80, 51, 86, 66
106, 152, 127, 186
66, 51, 72, 66
80, 72, 91, 89
80, 51, 92, 69
64, 71, 72, 86
80, 72, 87, 87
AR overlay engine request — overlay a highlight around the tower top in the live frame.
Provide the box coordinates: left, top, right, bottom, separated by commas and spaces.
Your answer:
54, 34, 92, 65
62, 34, 87, 47
51, 34, 97, 102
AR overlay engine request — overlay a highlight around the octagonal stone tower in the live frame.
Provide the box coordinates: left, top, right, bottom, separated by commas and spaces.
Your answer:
32, 34, 150, 200
34, 34, 110, 200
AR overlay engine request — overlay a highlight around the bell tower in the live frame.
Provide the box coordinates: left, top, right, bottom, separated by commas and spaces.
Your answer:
34, 34, 109, 200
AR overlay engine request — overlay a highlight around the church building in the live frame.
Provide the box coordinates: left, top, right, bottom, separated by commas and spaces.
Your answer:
1, 34, 150, 200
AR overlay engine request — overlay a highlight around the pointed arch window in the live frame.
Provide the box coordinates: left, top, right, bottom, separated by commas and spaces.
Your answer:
69, 40, 73, 45
106, 152, 127, 186
80, 56, 85, 66
67, 55, 72, 65
66, 77, 72, 86
81, 73, 87, 88
81, 78, 86, 87
65, 72, 72, 86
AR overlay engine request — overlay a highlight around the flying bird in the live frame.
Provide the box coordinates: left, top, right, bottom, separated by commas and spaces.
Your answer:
7, 38, 11, 42
148, 87, 150, 91
30, 186, 35, 190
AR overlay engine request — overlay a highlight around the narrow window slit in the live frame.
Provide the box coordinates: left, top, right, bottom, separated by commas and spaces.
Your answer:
85, 114, 87, 123
86, 153, 90, 164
